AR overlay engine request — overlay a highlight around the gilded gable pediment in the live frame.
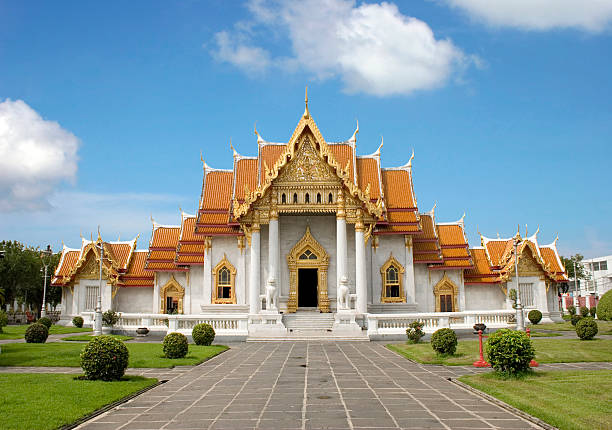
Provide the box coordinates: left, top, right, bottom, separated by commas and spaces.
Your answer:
275, 136, 339, 185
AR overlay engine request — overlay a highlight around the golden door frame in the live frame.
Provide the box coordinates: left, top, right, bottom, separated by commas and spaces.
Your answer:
433, 272, 459, 312
160, 276, 185, 314
286, 226, 330, 313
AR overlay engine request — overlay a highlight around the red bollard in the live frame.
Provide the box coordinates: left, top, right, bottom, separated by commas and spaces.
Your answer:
473, 329, 491, 367
526, 328, 539, 367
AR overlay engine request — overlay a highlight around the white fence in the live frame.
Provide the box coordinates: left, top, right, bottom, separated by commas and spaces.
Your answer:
366, 310, 515, 336
81, 312, 249, 337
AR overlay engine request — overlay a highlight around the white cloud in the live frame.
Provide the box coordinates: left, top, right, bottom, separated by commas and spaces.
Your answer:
0, 99, 79, 211
211, 0, 469, 96
443, 0, 612, 32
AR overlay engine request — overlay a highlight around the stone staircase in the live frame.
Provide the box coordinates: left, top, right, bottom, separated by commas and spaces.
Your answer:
246, 310, 369, 342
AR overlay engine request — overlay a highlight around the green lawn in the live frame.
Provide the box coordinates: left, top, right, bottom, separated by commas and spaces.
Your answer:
0, 324, 92, 340
0, 343, 228, 368
0, 373, 156, 430
532, 320, 612, 333
62, 334, 133, 342
388, 338, 612, 365
459, 370, 612, 430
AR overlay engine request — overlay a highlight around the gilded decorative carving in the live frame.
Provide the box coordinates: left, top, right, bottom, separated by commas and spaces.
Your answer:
433, 272, 459, 312
159, 276, 185, 314
380, 254, 406, 303
286, 227, 330, 313
212, 254, 237, 304
237, 236, 245, 254
404, 235, 413, 249
364, 223, 374, 245
232, 116, 384, 221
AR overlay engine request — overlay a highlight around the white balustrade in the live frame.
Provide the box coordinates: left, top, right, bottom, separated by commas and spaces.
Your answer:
367, 310, 514, 336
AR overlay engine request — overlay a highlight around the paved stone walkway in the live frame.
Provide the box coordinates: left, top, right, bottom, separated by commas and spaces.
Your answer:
75, 343, 545, 430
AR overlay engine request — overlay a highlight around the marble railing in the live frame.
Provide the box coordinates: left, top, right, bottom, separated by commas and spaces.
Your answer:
81, 312, 249, 336
366, 310, 515, 336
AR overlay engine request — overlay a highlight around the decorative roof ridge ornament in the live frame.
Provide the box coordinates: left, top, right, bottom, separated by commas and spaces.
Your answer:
437, 211, 466, 226
382, 147, 414, 171
254, 122, 266, 145
303, 86, 309, 119
347, 119, 359, 145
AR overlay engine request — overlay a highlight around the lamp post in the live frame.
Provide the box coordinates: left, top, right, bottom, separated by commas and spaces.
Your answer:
93, 240, 104, 336
514, 237, 525, 331
40, 245, 53, 318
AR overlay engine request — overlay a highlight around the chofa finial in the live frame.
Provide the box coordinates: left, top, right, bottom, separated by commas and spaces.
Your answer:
303, 86, 309, 118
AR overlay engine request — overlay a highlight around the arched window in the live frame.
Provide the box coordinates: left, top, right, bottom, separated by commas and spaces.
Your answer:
328, 192, 333, 203
380, 255, 405, 303
293, 193, 298, 204
213, 254, 237, 304
434, 274, 458, 312
305, 193, 310, 203
281, 193, 286, 204
317, 193, 321, 203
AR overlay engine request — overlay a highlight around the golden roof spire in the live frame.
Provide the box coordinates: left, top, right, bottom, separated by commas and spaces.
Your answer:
303, 86, 309, 118
407, 148, 415, 169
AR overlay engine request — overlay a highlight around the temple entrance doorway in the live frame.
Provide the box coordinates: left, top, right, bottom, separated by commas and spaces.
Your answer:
298, 268, 318, 307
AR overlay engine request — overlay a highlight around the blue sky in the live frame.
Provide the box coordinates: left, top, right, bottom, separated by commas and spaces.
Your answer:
1, 0, 611, 258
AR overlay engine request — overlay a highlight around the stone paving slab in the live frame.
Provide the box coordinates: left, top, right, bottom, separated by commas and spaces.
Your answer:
73, 343, 549, 430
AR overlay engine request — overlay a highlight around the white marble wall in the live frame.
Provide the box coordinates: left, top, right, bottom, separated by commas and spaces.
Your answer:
371, 235, 406, 305
464, 284, 506, 310
115, 288, 153, 313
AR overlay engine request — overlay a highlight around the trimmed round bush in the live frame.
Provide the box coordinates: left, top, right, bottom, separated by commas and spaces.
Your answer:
102, 310, 120, 327
486, 329, 535, 375
528, 310, 542, 325
597, 290, 612, 320
430, 328, 457, 355
25, 323, 49, 343
406, 321, 425, 343
589, 307, 597, 317
37, 316, 52, 329
72, 316, 84, 328
0, 310, 8, 333
575, 318, 598, 340
80, 335, 129, 381
571, 315, 582, 326
580, 306, 589, 317
192, 323, 215, 346
163, 332, 188, 358
568, 305, 576, 315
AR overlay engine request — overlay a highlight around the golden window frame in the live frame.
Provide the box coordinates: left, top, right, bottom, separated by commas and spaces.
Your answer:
433, 272, 458, 312
159, 276, 185, 314
212, 253, 237, 304
380, 254, 406, 303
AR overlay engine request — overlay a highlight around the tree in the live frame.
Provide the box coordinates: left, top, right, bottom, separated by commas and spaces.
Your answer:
560, 254, 590, 291
0, 241, 61, 315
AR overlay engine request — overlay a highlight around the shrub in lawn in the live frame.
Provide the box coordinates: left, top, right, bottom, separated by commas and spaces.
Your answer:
406, 321, 425, 343
80, 335, 129, 381
192, 323, 215, 346
102, 310, 120, 327
25, 323, 49, 343
430, 328, 457, 355
485, 328, 535, 375
580, 306, 589, 317
72, 316, 84, 328
0, 310, 7, 333
37, 316, 52, 329
163, 332, 188, 358
597, 290, 612, 320
528, 310, 542, 325
571, 315, 582, 326
589, 307, 597, 318
568, 305, 576, 315
575, 318, 598, 340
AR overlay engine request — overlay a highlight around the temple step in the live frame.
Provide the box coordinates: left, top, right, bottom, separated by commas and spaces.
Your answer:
282, 312, 335, 330
367, 303, 418, 313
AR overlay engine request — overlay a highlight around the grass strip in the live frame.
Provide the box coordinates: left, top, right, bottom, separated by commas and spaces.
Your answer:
458, 370, 612, 430
0, 343, 228, 368
0, 373, 156, 430
0, 324, 92, 340
388, 338, 612, 365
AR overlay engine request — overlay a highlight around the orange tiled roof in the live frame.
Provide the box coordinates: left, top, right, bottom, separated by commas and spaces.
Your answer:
437, 225, 467, 247
176, 215, 206, 266
259, 144, 286, 182
201, 170, 233, 211
328, 143, 355, 183
356, 157, 381, 200
381, 169, 416, 209
121, 251, 154, 287
145, 226, 184, 271
234, 158, 258, 201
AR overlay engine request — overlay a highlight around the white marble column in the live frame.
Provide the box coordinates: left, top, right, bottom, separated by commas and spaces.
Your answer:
269, 216, 280, 285
404, 235, 416, 304
203, 238, 212, 305
249, 221, 261, 314
336, 191, 348, 293
355, 218, 367, 314
237, 237, 246, 305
